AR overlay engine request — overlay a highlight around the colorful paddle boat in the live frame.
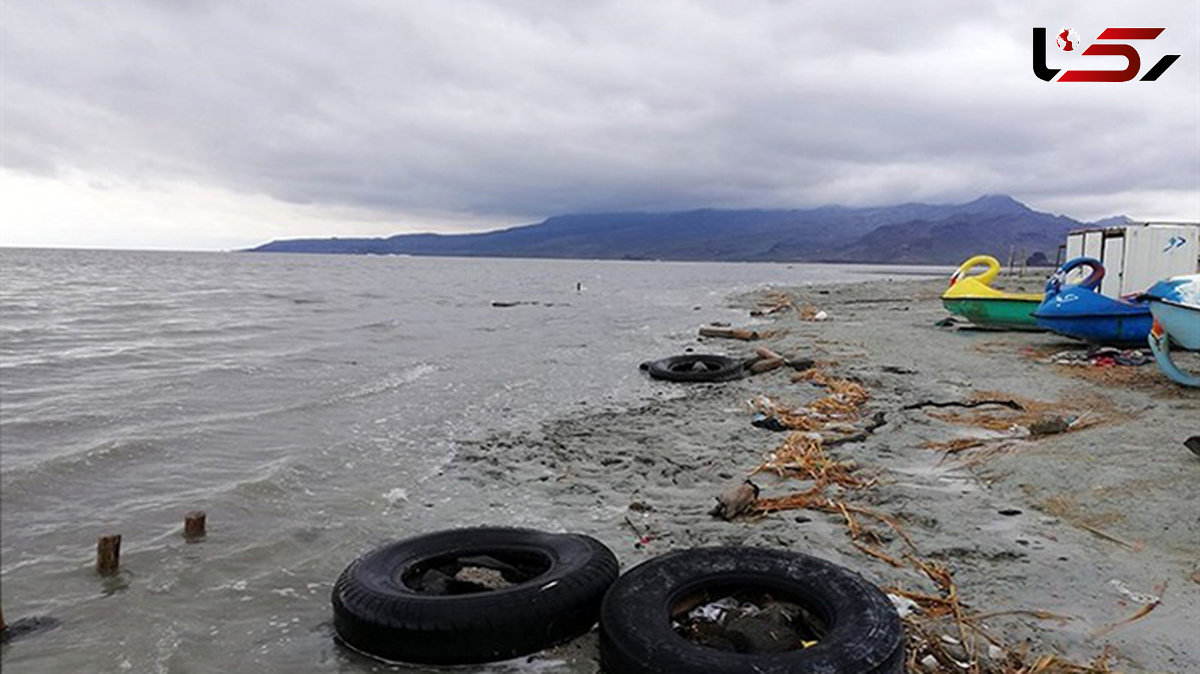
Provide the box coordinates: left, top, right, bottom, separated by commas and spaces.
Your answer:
1033, 257, 1153, 346
941, 255, 1044, 330
1142, 274, 1200, 387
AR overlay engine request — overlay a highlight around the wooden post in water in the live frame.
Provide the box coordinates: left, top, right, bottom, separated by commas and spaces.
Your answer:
184, 511, 207, 539
1, 603, 7, 632
1020, 248, 1028, 277
97, 535, 121, 576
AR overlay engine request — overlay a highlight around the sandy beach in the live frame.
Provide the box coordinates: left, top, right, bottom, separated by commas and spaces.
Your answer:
395, 275, 1198, 673
6, 2, 1198, 671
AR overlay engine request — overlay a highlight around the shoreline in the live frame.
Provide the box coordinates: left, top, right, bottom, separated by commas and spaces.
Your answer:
393, 275, 1198, 673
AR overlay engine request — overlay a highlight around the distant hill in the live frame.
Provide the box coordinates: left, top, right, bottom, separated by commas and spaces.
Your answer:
247, 195, 1089, 264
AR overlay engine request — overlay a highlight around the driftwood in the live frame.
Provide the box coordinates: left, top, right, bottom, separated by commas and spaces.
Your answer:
748, 357, 785, 375
902, 399, 1024, 412
786, 357, 816, 371
748, 346, 814, 374
699, 326, 761, 341
710, 480, 760, 521
754, 346, 783, 360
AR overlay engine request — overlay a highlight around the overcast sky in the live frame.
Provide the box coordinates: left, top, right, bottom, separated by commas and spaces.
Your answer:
2, 0, 1197, 250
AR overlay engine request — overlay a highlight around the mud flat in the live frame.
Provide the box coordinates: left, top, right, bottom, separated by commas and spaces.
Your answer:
392, 276, 1199, 673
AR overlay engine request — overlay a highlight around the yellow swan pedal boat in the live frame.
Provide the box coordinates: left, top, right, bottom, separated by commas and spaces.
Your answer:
941, 255, 1044, 330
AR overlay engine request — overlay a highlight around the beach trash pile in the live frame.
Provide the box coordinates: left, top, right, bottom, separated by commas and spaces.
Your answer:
601, 547, 904, 673
1039, 346, 1153, 367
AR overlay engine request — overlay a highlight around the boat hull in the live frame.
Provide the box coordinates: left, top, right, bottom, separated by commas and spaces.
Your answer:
1034, 313, 1154, 346
1150, 302, 1200, 350
941, 297, 1042, 330
940, 255, 1045, 330
1148, 322, 1200, 387
1035, 256, 1152, 346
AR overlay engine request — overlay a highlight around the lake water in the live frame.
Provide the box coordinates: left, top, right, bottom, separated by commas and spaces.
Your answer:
0, 248, 941, 672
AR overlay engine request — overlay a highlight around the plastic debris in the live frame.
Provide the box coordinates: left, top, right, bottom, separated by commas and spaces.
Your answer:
623, 516, 654, 549
1108, 579, 1161, 605
687, 596, 744, 623
751, 413, 790, 432
888, 593, 919, 618
1091, 580, 1165, 638
675, 593, 823, 653
798, 306, 829, 321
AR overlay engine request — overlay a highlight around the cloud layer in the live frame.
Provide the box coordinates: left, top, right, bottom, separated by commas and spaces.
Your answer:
2, 0, 1197, 248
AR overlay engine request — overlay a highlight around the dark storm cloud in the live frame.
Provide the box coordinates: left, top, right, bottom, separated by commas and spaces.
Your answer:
2, 0, 1197, 232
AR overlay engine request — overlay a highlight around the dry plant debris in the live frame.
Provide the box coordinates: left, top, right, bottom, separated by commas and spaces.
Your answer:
755, 290, 798, 315
1088, 595, 1163, 640
939, 391, 1110, 432
734, 355, 1126, 673
1034, 494, 1141, 551
751, 433, 865, 488
922, 438, 987, 454
912, 391, 1125, 473
753, 291, 830, 321
904, 618, 1116, 674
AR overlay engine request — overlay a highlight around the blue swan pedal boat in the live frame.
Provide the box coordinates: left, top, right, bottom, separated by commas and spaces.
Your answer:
1032, 257, 1153, 346
1141, 274, 1200, 387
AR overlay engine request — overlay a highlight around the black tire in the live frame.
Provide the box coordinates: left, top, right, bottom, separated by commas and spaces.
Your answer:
332, 527, 619, 665
646, 355, 743, 382
600, 547, 903, 674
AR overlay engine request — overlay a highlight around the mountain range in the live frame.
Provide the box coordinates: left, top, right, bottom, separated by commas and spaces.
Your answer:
248, 195, 1116, 265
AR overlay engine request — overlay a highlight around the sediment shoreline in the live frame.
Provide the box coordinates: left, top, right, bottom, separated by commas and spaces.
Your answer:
395, 276, 1198, 673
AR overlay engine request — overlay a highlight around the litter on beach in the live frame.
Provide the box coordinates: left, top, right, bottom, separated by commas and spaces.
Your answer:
1039, 346, 1155, 367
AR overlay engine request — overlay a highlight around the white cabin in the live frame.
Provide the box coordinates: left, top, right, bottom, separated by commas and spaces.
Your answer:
1058, 222, 1200, 297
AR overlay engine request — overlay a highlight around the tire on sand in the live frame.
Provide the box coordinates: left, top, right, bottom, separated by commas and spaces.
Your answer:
646, 354, 743, 382
600, 547, 903, 674
332, 527, 618, 665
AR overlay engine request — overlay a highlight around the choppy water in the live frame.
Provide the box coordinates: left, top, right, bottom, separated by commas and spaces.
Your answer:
0, 248, 940, 672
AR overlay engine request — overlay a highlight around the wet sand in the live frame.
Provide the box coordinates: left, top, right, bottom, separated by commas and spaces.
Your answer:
396, 276, 1199, 673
